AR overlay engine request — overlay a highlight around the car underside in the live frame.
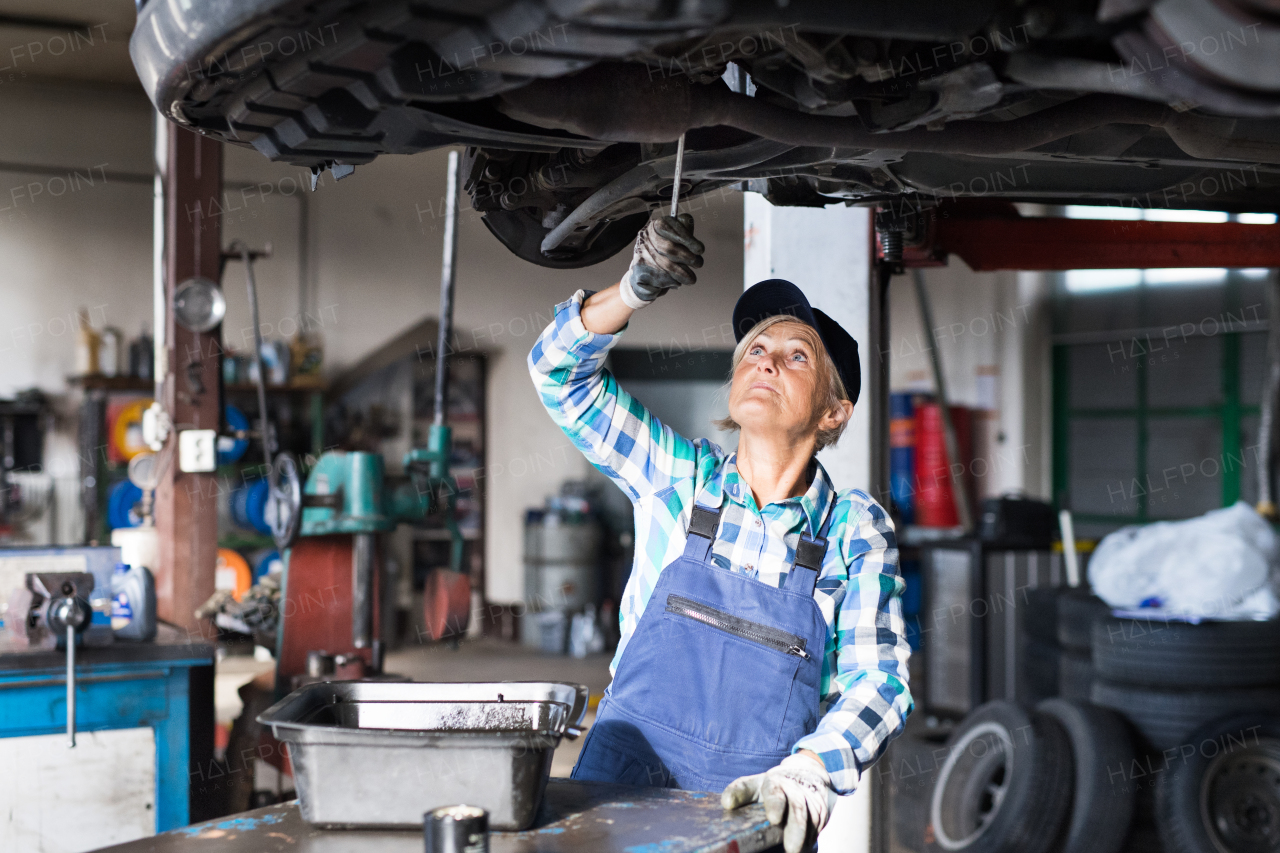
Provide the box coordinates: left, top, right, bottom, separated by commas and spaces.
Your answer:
132, 0, 1280, 267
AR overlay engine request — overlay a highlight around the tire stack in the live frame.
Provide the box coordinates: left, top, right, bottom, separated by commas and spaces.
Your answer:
1020, 587, 1062, 705
950, 590, 1280, 853
1019, 587, 1107, 706
1088, 616, 1280, 752
924, 699, 1135, 853
1084, 614, 1280, 851
1056, 590, 1107, 702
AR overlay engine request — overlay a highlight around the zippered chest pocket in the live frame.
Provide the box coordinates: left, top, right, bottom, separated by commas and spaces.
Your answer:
665, 594, 810, 659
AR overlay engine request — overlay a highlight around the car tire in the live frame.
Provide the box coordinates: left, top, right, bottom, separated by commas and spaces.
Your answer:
1021, 587, 1060, 646
1037, 699, 1136, 853
1056, 589, 1107, 652
926, 701, 1074, 853
1091, 680, 1280, 751
477, 206, 650, 269
1154, 712, 1280, 853
1091, 615, 1280, 689
1058, 651, 1093, 703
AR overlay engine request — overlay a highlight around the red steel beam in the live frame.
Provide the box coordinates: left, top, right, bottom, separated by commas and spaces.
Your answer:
921, 216, 1280, 271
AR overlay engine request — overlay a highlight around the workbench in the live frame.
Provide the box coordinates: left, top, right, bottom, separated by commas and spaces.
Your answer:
93, 779, 786, 853
0, 624, 215, 844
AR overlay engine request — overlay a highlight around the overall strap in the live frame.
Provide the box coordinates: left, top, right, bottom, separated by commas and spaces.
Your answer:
682, 503, 724, 561
787, 501, 836, 596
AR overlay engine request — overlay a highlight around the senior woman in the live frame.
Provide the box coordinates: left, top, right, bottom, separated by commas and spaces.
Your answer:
529, 214, 912, 853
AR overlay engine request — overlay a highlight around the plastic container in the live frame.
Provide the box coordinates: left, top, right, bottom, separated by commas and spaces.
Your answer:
112, 527, 158, 575
914, 402, 973, 528
889, 392, 917, 524
111, 562, 157, 641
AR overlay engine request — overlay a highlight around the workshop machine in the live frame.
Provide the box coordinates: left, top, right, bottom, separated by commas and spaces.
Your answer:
238, 152, 472, 694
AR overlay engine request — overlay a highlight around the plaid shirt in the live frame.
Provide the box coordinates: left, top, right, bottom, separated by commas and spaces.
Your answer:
528, 291, 913, 795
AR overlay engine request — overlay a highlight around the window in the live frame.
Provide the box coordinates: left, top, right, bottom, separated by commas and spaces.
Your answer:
1052, 268, 1269, 539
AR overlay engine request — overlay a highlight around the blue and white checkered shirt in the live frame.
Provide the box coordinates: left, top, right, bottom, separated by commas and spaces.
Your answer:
529, 290, 913, 794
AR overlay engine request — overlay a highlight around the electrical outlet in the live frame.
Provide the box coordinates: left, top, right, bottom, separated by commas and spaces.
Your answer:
178, 429, 217, 473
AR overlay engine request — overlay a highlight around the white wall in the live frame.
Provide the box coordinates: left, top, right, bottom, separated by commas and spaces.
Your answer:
0, 81, 748, 602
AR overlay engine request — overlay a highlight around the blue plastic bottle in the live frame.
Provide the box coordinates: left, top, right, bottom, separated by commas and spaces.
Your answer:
111, 563, 157, 641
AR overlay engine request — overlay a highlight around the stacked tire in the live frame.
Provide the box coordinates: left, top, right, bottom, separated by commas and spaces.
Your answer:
1086, 611, 1280, 853
985, 587, 1280, 853
1019, 587, 1106, 705
1088, 615, 1280, 751
925, 699, 1134, 853
1020, 587, 1062, 704
1057, 589, 1107, 701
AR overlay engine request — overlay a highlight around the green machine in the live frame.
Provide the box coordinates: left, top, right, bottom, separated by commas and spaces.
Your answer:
265, 151, 469, 655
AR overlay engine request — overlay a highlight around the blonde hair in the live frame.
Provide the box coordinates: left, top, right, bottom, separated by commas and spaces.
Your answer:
713, 315, 850, 451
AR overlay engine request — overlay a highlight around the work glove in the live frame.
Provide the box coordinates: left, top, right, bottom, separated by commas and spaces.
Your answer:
721, 754, 839, 853
618, 213, 704, 309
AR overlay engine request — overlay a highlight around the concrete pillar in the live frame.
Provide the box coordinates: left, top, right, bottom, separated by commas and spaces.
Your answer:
743, 193, 880, 853
743, 193, 886, 501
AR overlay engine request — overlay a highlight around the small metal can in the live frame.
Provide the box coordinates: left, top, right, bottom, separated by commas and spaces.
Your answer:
425, 805, 489, 853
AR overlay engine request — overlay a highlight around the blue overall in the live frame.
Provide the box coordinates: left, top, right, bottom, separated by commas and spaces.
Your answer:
572, 497, 832, 793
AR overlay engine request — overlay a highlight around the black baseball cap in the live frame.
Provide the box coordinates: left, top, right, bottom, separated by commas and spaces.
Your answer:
732, 279, 861, 406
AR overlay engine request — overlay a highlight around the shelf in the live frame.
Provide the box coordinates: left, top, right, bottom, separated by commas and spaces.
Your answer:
900, 525, 968, 545
414, 528, 481, 541
69, 376, 326, 394
225, 381, 326, 394
68, 375, 152, 392
218, 532, 274, 551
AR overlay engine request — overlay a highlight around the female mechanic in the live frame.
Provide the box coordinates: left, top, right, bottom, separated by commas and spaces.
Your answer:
529, 213, 913, 853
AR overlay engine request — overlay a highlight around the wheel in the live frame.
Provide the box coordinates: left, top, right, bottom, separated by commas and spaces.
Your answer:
1057, 589, 1108, 652
479, 206, 649, 268
1155, 712, 1280, 853
1020, 588, 1060, 646
266, 452, 302, 551
1092, 615, 1280, 689
1091, 680, 1280, 751
1037, 699, 1136, 853
1058, 651, 1094, 703
926, 701, 1074, 853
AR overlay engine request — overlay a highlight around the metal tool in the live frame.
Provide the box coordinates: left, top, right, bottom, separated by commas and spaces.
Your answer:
406, 148, 469, 639
23, 575, 94, 747
225, 241, 276, 463
425, 805, 489, 853
258, 681, 589, 830
53, 583, 92, 747
670, 133, 686, 216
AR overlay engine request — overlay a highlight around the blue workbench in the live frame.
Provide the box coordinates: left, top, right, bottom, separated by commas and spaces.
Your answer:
0, 625, 215, 832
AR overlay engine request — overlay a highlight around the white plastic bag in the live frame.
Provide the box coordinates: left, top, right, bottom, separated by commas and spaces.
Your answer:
1088, 502, 1280, 620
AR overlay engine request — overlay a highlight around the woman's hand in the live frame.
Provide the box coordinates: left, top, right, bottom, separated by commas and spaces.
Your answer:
583, 213, 703, 334
721, 752, 838, 853
620, 213, 704, 308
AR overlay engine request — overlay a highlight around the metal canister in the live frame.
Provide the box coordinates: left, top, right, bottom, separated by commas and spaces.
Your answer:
425, 805, 488, 853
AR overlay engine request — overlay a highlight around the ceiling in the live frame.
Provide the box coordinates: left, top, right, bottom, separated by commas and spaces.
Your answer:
0, 1, 140, 88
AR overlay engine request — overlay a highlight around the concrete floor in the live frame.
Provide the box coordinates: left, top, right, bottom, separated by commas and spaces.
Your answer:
386, 636, 613, 776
